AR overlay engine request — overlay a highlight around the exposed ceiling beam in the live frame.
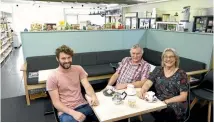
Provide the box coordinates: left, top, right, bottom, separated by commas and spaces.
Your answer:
34, 0, 147, 4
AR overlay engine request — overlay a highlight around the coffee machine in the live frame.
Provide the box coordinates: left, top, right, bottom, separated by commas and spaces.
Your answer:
178, 6, 191, 32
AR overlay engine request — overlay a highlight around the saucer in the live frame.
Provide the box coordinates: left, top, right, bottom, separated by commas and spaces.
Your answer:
145, 99, 157, 103
103, 89, 115, 97
145, 97, 158, 103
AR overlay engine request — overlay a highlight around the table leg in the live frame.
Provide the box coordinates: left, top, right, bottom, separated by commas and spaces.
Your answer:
138, 115, 143, 121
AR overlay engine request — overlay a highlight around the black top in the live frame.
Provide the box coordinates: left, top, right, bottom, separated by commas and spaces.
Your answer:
149, 66, 188, 120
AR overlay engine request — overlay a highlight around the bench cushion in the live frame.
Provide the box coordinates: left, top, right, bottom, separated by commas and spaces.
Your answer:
180, 57, 206, 72
26, 55, 58, 71
143, 48, 162, 66
72, 53, 82, 65
180, 57, 206, 79
96, 49, 130, 65
83, 64, 114, 77
26, 55, 58, 85
80, 52, 97, 66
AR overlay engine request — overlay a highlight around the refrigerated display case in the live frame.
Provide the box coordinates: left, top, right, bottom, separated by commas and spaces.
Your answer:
125, 12, 138, 29
138, 18, 151, 29
192, 16, 213, 33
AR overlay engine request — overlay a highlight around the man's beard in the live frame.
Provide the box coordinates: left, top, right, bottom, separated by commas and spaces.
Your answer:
59, 61, 72, 69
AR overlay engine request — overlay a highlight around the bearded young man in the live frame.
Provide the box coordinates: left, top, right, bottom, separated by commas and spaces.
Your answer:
46, 45, 99, 122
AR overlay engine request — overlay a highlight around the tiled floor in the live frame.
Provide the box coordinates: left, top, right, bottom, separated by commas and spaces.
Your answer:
1, 47, 25, 99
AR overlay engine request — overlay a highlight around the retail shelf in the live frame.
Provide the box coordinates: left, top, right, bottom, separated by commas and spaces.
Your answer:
156, 22, 179, 25
0, 47, 12, 63
0, 30, 9, 33
0, 43, 11, 55
1, 37, 12, 46
0, 30, 5, 33
0, 35, 6, 40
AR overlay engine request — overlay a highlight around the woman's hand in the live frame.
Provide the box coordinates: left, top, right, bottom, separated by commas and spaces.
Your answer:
139, 88, 147, 99
163, 99, 169, 104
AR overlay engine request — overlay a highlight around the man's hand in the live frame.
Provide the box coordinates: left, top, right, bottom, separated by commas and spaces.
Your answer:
91, 96, 99, 106
72, 111, 86, 122
116, 83, 127, 90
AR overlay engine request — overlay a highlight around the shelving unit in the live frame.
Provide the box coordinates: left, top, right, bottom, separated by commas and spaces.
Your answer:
156, 21, 179, 31
192, 16, 213, 33
0, 11, 13, 65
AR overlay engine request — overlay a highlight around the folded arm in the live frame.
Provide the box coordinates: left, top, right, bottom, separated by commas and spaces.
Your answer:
164, 92, 187, 104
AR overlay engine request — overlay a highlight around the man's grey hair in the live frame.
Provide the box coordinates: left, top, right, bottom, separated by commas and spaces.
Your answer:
130, 44, 144, 53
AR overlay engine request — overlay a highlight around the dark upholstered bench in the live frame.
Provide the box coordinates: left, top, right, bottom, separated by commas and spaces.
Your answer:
21, 49, 130, 105
21, 48, 207, 105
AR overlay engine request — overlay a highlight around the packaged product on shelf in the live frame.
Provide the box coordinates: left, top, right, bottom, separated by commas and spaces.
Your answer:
30, 23, 42, 31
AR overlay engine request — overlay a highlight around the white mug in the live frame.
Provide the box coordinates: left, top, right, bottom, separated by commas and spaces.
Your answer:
145, 91, 157, 103
126, 84, 136, 95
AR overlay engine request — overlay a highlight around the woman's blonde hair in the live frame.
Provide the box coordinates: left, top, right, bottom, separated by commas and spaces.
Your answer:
161, 48, 180, 68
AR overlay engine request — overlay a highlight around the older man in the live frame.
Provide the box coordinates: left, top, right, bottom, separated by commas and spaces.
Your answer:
107, 44, 151, 90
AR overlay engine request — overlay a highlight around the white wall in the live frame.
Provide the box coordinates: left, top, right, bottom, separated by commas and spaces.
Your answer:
123, 0, 213, 21
13, 4, 64, 32
0, 2, 12, 13
1, 2, 64, 32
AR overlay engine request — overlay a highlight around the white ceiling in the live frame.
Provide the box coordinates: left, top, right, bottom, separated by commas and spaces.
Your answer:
1, 0, 173, 9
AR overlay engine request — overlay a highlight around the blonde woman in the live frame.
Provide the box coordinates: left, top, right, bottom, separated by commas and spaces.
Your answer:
140, 48, 188, 121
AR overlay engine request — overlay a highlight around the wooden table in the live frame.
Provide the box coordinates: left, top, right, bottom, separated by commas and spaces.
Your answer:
91, 88, 167, 122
